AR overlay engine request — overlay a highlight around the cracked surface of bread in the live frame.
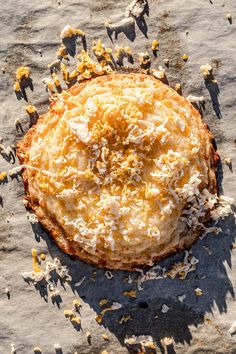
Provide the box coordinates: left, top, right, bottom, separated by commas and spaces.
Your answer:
17, 73, 218, 270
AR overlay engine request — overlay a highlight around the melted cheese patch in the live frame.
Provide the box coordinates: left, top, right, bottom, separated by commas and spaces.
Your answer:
24, 74, 216, 267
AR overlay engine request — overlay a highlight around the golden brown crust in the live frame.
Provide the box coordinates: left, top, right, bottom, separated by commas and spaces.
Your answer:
17, 73, 218, 271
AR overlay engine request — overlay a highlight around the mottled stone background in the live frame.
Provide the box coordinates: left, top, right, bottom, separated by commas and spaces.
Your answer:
0, 0, 236, 353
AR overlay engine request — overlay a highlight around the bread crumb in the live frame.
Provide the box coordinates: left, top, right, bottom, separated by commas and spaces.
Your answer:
16, 66, 30, 81
64, 309, 74, 318
161, 304, 170, 313
151, 39, 159, 52
119, 315, 131, 324
0, 172, 7, 181
33, 348, 42, 353
229, 321, 236, 336
99, 299, 109, 306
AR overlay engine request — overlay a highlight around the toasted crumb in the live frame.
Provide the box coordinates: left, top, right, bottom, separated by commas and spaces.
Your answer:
33, 347, 42, 353
138, 52, 151, 66
123, 290, 137, 298
194, 287, 203, 296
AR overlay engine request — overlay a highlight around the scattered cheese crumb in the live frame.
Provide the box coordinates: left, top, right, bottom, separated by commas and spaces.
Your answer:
151, 39, 159, 52
200, 64, 212, 78
5, 287, 10, 298
0, 172, 7, 181
26, 105, 37, 115
227, 13, 232, 24
229, 321, 236, 336
182, 54, 189, 62
123, 290, 137, 298
104, 271, 113, 279
71, 316, 81, 325
175, 83, 182, 94
99, 299, 109, 306
14, 81, 21, 92
54, 343, 61, 350
152, 66, 166, 80
60, 25, 85, 39
73, 299, 82, 310
194, 287, 203, 297
16, 66, 30, 81
101, 334, 109, 341
119, 315, 131, 324
64, 309, 74, 318
40, 253, 46, 261
162, 337, 173, 346
161, 304, 170, 313
164, 58, 170, 67
10, 343, 16, 354
95, 314, 103, 324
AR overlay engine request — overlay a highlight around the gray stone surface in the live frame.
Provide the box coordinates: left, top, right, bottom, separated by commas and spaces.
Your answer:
0, 0, 236, 353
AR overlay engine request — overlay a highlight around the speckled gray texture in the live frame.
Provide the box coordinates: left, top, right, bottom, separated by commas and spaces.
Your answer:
0, 0, 236, 353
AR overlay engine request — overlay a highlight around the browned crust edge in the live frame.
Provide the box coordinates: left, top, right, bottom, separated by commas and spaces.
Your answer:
17, 73, 219, 271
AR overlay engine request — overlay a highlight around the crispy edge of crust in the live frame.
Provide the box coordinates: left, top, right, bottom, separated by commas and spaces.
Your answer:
16, 73, 219, 271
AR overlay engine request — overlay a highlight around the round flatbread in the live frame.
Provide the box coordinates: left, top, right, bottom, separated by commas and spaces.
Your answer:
17, 73, 218, 270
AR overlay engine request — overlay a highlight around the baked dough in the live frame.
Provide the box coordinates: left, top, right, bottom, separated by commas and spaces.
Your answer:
17, 73, 218, 270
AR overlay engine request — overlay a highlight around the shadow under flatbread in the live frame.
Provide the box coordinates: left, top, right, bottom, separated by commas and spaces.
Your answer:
204, 76, 222, 119
31, 210, 236, 353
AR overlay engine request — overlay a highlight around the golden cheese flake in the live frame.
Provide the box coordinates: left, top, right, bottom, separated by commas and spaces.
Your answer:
0, 171, 7, 181
40, 253, 46, 261
99, 299, 109, 307
119, 315, 131, 324
16, 66, 30, 81
56, 45, 69, 60
64, 309, 74, 318
95, 314, 103, 324
73, 299, 82, 309
51, 73, 61, 87
194, 287, 203, 297
123, 290, 137, 298
139, 52, 151, 65
31, 248, 40, 273
151, 39, 159, 51
101, 334, 109, 341
92, 39, 112, 62
26, 105, 37, 115
182, 54, 189, 62
71, 316, 81, 325
60, 25, 85, 39
14, 81, 21, 92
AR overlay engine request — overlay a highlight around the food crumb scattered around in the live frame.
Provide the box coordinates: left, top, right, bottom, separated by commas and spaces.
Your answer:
194, 287, 203, 297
